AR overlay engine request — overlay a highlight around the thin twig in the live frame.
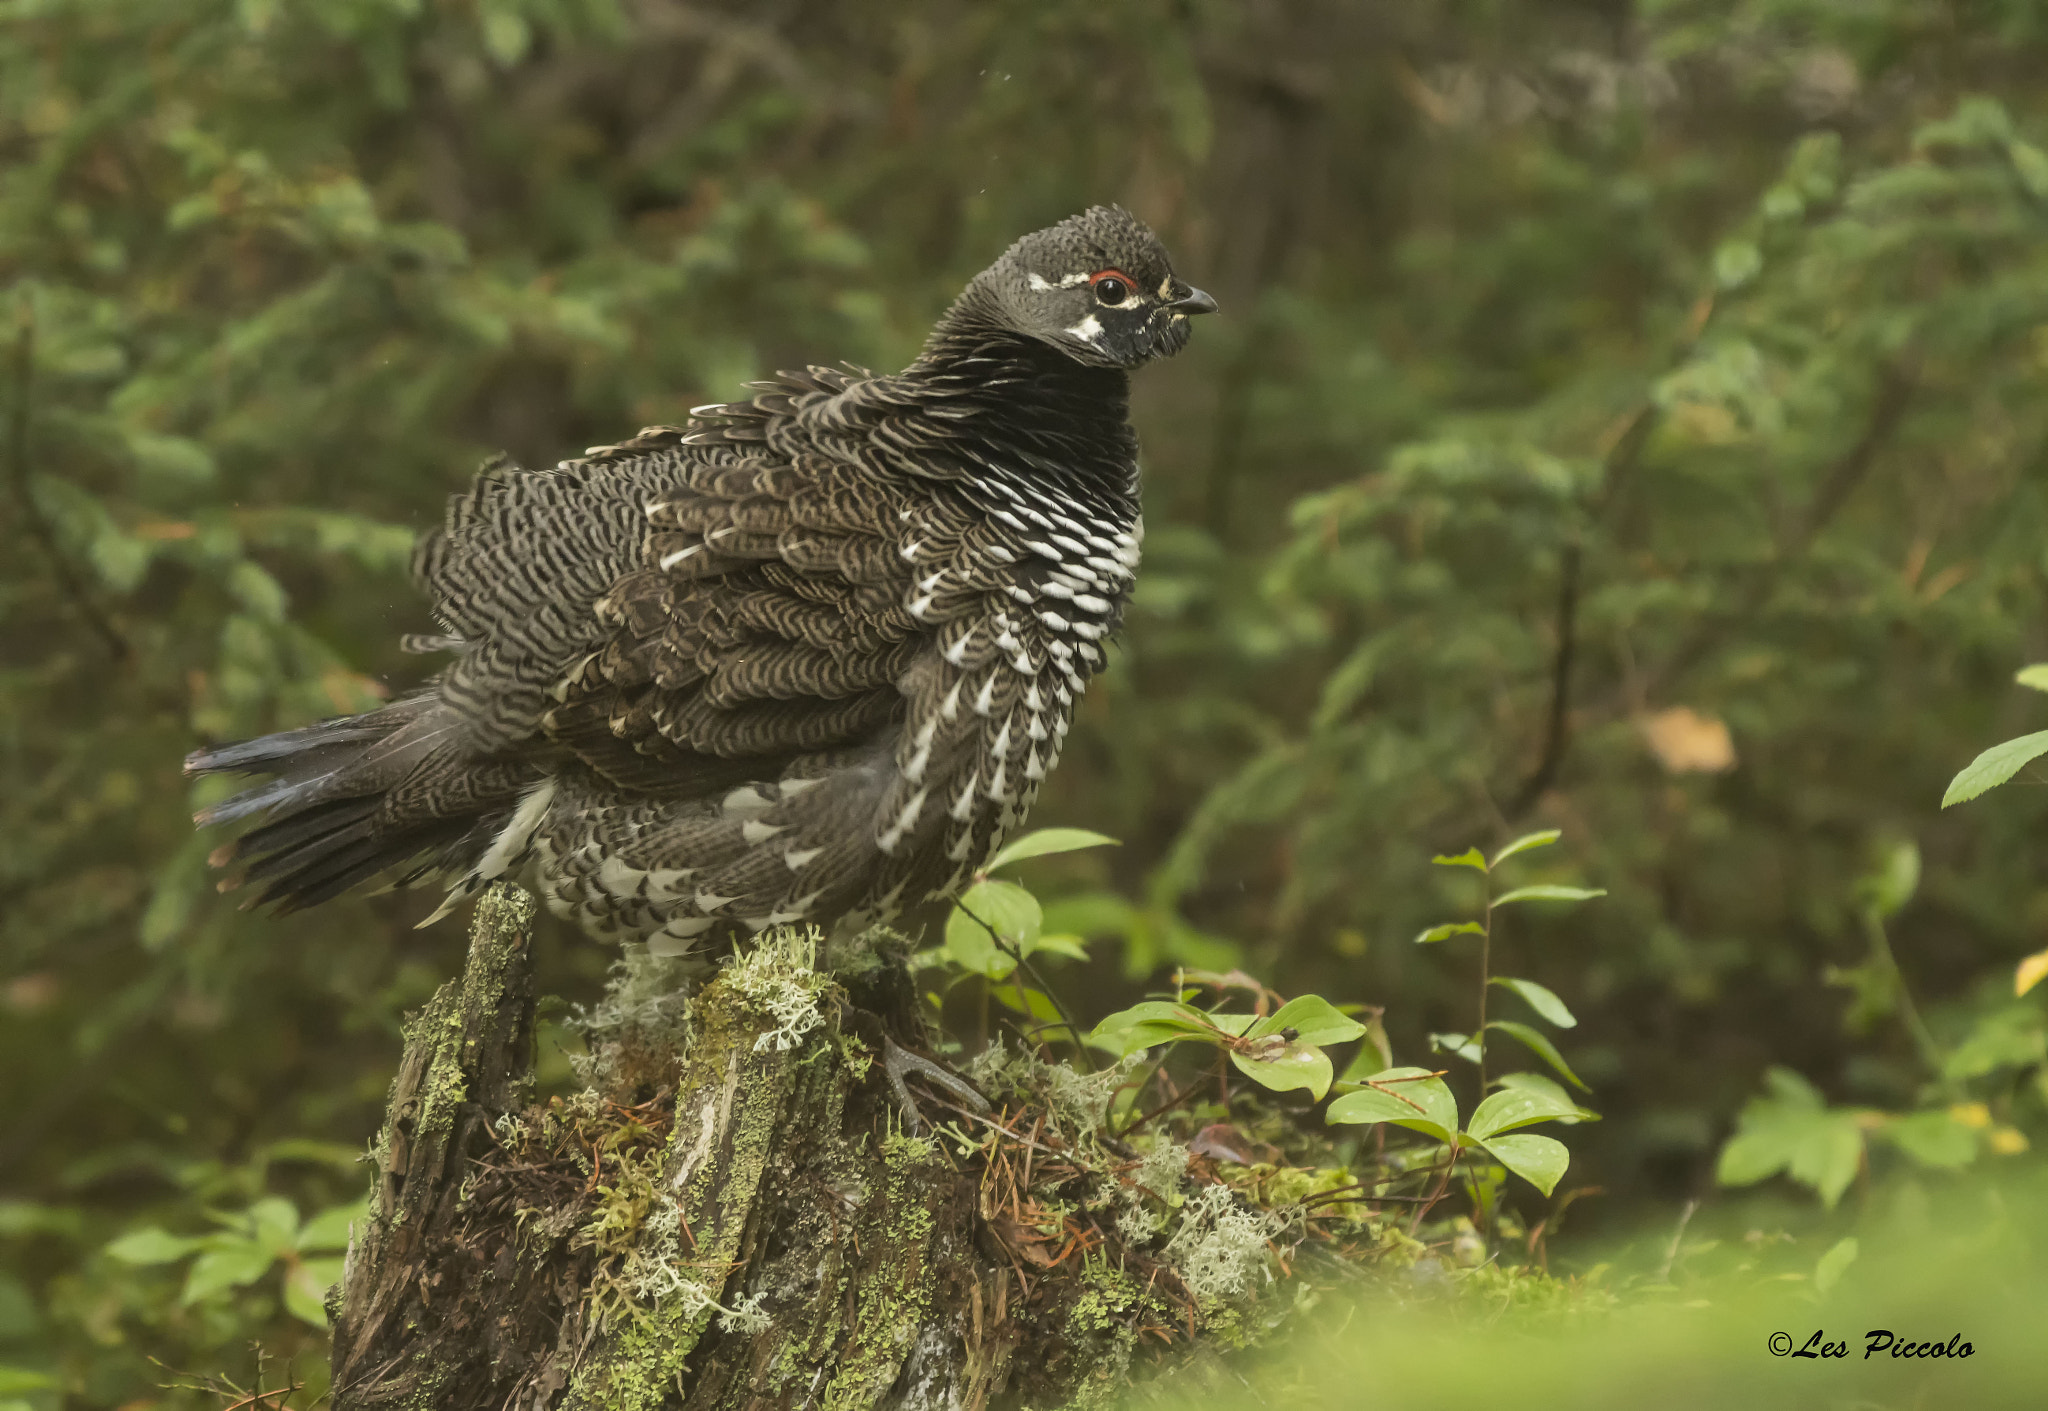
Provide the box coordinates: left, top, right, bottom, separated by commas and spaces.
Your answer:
958, 899, 1096, 1071
1506, 541, 1581, 819
5, 308, 130, 661
1637, 361, 1915, 705
1653, 1197, 1699, 1285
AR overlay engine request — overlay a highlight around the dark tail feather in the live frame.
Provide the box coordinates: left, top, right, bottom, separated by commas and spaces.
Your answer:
187, 694, 524, 914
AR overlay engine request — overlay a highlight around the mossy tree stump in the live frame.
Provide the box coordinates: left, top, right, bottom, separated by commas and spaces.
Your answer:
330, 884, 1298, 1410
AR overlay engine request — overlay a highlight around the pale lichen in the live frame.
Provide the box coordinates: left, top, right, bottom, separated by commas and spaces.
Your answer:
724, 927, 830, 1053
1161, 1184, 1283, 1305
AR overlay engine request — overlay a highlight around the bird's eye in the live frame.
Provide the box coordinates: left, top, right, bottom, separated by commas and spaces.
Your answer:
1089, 270, 1136, 306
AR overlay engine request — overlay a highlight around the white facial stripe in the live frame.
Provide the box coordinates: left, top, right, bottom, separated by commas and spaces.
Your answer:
1029, 272, 1091, 291
1157, 276, 1174, 298
1066, 313, 1104, 343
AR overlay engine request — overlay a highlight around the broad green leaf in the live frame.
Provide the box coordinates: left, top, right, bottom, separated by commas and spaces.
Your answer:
944, 879, 1041, 978
1250, 995, 1368, 1047
285, 1256, 344, 1327
1942, 731, 2048, 807
106, 1228, 203, 1265
1489, 976, 1577, 1028
2016, 664, 2048, 693
296, 1201, 364, 1253
985, 828, 1119, 871
1475, 1132, 1569, 1196
1229, 1039, 1334, 1100
1088, 1001, 1218, 1055
248, 1196, 300, 1255
1880, 1111, 1977, 1170
1483, 1020, 1589, 1090
1493, 1072, 1599, 1123
1024, 932, 1089, 962
0, 1367, 59, 1395
1468, 1085, 1582, 1140
1715, 1070, 1866, 1207
990, 980, 1064, 1025
1326, 1067, 1459, 1143
1414, 921, 1485, 945
1491, 885, 1606, 907
1432, 847, 1487, 871
181, 1240, 277, 1304
1490, 829, 1560, 867
1813, 1236, 1860, 1296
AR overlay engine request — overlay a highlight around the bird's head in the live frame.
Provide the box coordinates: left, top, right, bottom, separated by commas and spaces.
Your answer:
969, 205, 1217, 369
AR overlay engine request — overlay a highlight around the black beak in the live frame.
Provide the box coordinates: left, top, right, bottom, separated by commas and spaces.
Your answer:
1170, 286, 1219, 315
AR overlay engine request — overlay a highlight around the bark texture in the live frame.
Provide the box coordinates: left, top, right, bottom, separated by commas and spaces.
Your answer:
329, 886, 1230, 1411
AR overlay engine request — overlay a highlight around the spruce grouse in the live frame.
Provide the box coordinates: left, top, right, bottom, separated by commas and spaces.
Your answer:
187, 205, 1215, 955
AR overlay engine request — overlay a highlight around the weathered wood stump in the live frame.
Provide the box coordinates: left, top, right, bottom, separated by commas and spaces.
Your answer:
330, 885, 1281, 1410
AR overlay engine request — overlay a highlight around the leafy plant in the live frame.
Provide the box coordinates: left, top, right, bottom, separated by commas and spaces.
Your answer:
105, 1197, 361, 1329
1718, 843, 2038, 1207
1943, 664, 2048, 998
1090, 991, 1368, 1100
1412, 830, 1602, 1094
1325, 1066, 1586, 1198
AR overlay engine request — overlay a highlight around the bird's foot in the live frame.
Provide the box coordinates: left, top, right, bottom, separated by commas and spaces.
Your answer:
882, 1036, 990, 1135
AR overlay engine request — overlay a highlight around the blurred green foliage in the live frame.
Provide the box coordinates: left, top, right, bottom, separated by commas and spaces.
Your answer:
5, 0, 2048, 1404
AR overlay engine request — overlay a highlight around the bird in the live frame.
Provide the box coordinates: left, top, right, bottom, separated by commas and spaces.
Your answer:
186, 205, 1216, 959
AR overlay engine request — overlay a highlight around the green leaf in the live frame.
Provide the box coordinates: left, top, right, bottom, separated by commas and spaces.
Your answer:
1474, 1132, 1569, 1196
1491, 885, 1606, 907
1229, 1039, 1335, 1100
944, 879, 1042, 978
1468, 1084, 1582, 1140
1087, 1001, 1219, 1055
180, 1239, 277, 1304
1943, 731, 2048, 807
296, 1201, 364, 1253
106, 1227, 203, 1265
1493, 1072, 1598, 1123
1857, 841, 1919, 919
1814, 1236, 1860, 1296
2010, 140, 2048, 199
284, 1256, 344, 1327
1250, 995, 1368, 1047
1712, 238, 1762, 290
2016, 664, 2048, 693
1326, 1067, 1459, 1143
1881, 1111, 1978, 1170
985, 827, 1119, 871
0, 1368, 58, 1395
990, 980, 1064, 1025
248, 1196, 300, 1255
1489, 977, 1577, 1028
1432, 847, 1487, 871
1413, 921, 1485, 945
1714, 1069, 1866, 1208
1490, 829, 1560, 867
1024, 932, 1089, 962
1430, 1031, 1483, 1065
1483, 1020, 1589, 1091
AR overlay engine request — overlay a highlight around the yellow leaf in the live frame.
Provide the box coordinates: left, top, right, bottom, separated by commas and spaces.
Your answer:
1948, 1101, 1991, 1130
1639, 707, 1737, 774
1988, 1127, 2029, 1156
2015, 947, 2048, 998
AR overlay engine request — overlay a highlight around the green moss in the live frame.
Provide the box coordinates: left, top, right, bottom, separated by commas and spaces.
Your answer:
819, 1131, 942, 1410
562, 932, 810, 1410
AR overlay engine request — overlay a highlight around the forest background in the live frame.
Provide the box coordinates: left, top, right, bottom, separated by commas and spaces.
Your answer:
4, 0, 2048, 1405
